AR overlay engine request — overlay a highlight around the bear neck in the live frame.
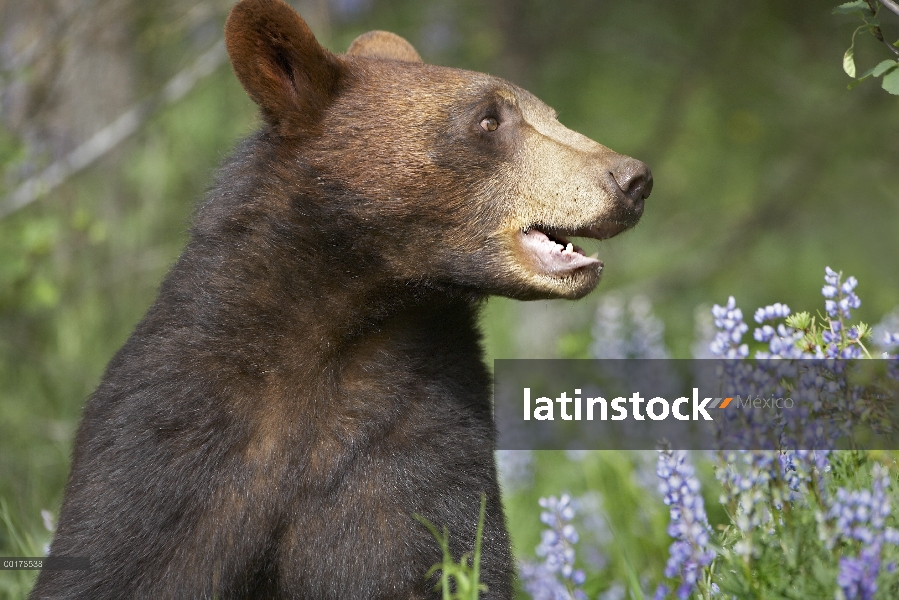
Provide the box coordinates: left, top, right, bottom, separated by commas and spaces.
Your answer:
150, 132, 487, 382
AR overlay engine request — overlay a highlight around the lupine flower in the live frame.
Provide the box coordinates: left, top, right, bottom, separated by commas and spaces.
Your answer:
519, 561, 574, 600
655, 449, 715, 599
709, 296, 749, 358
837, 548, 881, 600
785, 449, 831, 498
569, 265, 899, 599
754, 321, 807, 360
716, 451, 775, 546
872, 307, 899, 359
573, 491, 611, 572
827, 464, 899, 600
750, 300, 823, 359
708, 268, 879, 454
496, 450, 534, 494
592, 294, 669, 359
591, 294, 628, 360
715, 448, 833, 561
600, 582, 626, 600
692, 305, 718, 359
886, 332, 899, 348
520, 494, 587, 600
709, 296, 799, 447
817, 267, 866, 358
592, 294, 681, 413
824, 266, 861, 320
754, 303, 791, 324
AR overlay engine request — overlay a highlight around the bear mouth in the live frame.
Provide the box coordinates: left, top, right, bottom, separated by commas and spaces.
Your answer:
519, 222, 632, 276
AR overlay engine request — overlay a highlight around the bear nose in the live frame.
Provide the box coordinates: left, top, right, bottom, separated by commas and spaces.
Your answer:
610, 158, 653, 207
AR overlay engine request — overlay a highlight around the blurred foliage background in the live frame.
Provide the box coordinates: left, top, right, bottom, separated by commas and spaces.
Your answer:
0, 0, 897, 597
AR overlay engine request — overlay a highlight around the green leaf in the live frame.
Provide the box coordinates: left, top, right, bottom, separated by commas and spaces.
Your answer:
853, 65, 879, 83
882, 67, 899, 94
785, 312, 812, 331
414, 496, 488, 600
856, 322, 872, 340
872, 59, 899, 77
833, 0, 870, 14
843, 47, 857, 77
858, 61, 889, 82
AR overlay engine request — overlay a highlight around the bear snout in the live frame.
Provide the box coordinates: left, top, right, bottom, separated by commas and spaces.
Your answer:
609, 157, 653, 212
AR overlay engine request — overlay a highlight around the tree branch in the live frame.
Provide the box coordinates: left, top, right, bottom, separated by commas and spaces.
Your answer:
0, 39, 227, 219
879, 0, 899, 18
873, 0, 899, 56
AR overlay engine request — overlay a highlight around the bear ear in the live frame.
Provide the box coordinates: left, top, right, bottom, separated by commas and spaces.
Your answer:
225, 0, 342, 131
346, 31, 423, 63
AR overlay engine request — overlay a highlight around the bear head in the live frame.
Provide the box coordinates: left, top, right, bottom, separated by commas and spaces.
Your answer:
224, 0, 652, 301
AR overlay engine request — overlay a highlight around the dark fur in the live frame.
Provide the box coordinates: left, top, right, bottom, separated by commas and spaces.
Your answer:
33, 116, 512, 597
31, 0, 650, 597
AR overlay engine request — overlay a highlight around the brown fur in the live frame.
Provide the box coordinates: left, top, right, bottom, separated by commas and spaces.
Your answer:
347, 30, 423, 62
31, 1, 650, 598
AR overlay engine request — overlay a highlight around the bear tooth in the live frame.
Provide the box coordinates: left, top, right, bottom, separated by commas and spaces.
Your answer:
588, 252, 599, 260
565, 243, 573, 253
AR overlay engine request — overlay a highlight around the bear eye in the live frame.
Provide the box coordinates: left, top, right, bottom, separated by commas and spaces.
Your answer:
479, 117, 499, 132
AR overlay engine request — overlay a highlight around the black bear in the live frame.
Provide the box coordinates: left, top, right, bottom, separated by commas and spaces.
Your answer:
31, 0, 651, 598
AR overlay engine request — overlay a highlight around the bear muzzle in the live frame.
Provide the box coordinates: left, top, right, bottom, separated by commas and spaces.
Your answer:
517, 156, 652, 280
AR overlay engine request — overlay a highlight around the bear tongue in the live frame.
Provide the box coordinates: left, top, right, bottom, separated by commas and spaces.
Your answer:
520, 229, 602, 275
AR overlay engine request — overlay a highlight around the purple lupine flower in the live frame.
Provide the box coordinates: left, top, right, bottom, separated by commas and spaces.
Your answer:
591, 294, 628, 360
627, 295, 670, 359
520, 561, 573, 600
871, 307, 899, 359
715, 449, 832, 559
573, 491, 611, 573
755, 322, 806, 359
754, 303, 791, 324
706, 281, 872, 450
709, 296, 749, 358
746, 268, 866, 359
819, 268, 866, 359
520, 494, 587, 600
716, 451, 775, 544
753, 325, 776, 343
592, 294, 682, 406
536, 495, 586, 584
828, 464, 899, 600
784, 449, 831, 498
838, 549, 880, 600
692, 306, 718, 359
824, 266, 861, 320
496, 450, 533, 494
652, 583, 669, 600
842, 276, 859, 295
871, 307, 899, 360
592, 294, 669, 359
656, 449, 715, 599
752, 305, 809, 358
